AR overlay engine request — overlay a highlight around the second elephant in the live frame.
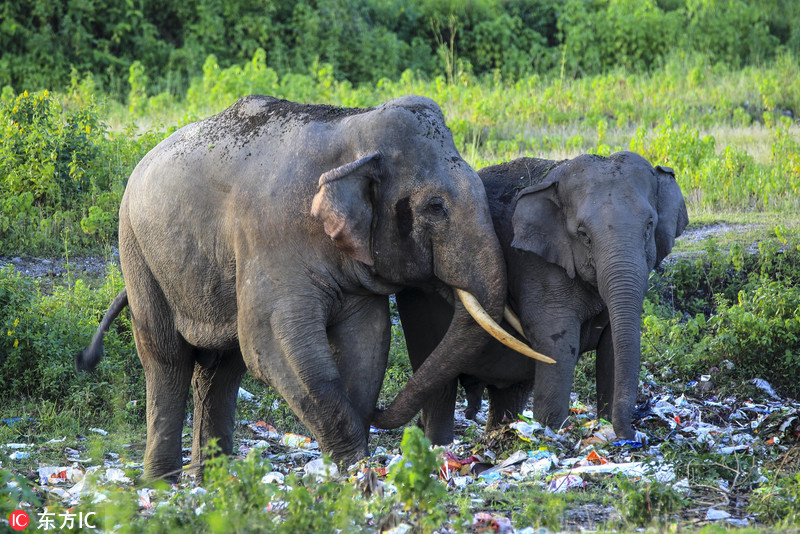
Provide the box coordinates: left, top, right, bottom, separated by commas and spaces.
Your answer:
395, 151, 688, 444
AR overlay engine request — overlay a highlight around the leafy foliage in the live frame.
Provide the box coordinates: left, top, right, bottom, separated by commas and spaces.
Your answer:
2, 0, 799, 100
388, 426, 448, 529
749, 472, 800, 525
0, 264, 142, 423
644, 234, 800, 397
613, 475, 687, 527
0, 88, 164, 253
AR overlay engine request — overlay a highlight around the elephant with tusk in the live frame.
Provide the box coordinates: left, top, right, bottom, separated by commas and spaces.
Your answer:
376, 151, 688, 445
76, 95, 547, 481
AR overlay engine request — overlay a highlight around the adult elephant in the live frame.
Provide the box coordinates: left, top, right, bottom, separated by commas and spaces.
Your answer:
375, 152, 688, 444
76, 95, 549, 481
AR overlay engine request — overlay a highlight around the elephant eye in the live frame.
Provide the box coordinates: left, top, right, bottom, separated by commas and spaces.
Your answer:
577, 227, 591, 246
426, 196, 448, 218
645, 219, 654, 239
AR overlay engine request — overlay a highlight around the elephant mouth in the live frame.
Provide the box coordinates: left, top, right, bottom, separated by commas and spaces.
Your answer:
455, 288, 554, 364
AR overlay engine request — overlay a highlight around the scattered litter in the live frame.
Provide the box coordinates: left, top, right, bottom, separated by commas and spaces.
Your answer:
5, 364, 797, 531
248, 421, 280, 439
1, 416, 35, 426
705, 508, 732, 521
472, 512, 513, 533
261, 471, 285, 485
104, 467, 132, 484
138, 488, 154, 509
509, 420, 542, 441
279, 433, 313, 449
519, 451, 554, 479
383, 524, 413, 534
238, 387, 255, 401
38, 466, 84, 485
751, 378, 781, 400
477, 450, 528, 478
4, 442, 33, 449
304, 457, 339, 481
548, 474, 585, 492
611, 439, 643, 448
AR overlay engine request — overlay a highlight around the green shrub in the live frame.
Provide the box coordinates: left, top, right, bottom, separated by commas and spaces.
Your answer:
749, 472, 800, 526
0, 88, 165, 254
613, 476, 686, 528
3, 0, 799, 100
388, 426, 448, 530
0, 264, 142, 426
644, 235, 800, 397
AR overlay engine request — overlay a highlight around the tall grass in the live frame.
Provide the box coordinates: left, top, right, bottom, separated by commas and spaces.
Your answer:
2, 51, 799, 255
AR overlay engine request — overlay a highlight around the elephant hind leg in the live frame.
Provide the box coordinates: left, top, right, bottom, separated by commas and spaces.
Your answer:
459, 375, 484, 421
190, 348, 247, 479
122, 229, 193, 482
130, 295, 194, 482
486, 380, 534, 429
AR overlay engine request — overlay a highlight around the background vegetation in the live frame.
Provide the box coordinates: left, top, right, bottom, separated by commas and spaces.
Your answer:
2, 1, 800, 531
3, 0, 800, 99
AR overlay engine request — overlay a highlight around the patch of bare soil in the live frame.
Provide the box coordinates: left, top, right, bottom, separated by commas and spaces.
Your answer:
677, 223, 755, 243
0, 252, 119, 283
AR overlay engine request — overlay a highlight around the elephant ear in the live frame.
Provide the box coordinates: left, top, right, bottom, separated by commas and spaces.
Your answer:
311, 153, 381, 265
511, 181, 576, 278
654, 165, 689, 267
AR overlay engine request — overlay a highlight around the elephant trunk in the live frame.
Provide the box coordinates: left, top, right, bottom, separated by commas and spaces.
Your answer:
373, 232, 510, 429
372, 293, 497, 429
596, 249, 649, 441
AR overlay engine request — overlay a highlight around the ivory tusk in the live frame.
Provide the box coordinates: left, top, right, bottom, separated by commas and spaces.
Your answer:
456, 289, 555, 364
503, 305, 528, 340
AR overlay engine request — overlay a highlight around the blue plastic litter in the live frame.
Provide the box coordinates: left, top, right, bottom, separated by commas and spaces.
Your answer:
1, 417, 34, 426
612, 439, 643, 448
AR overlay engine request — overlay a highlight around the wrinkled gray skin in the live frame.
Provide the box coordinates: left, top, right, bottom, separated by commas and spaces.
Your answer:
394, 152, 688, 444
76, 95, 509, 480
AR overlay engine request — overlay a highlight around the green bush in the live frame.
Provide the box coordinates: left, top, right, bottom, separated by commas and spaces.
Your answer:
388, 426, 448, 529
749, 472, 800, 526
3, 0, 799, 100
0, 88, 163, 254
0, 264, 142, 425
644, 235, 800, 397
613, 475, 686, 528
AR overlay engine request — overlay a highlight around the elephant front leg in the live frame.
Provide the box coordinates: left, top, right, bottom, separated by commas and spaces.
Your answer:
395, 288, 459, 444
595, 325, 615, 422
327, 295, 390, 435
238, 300, 373, 468
531, 324, 582, 433
189, 348, 247, 479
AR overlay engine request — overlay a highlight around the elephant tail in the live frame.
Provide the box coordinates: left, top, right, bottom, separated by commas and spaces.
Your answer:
75, 288, 129, 372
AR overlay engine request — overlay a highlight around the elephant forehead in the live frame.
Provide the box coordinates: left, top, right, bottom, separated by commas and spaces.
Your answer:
563, 180, 655, 225
565, 163, 655, 201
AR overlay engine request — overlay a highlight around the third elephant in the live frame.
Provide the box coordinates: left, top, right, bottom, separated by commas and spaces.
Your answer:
395, 151, 689, 445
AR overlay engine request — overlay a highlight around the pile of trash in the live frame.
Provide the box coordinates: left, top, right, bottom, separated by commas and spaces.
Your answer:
4, 376, 799, 532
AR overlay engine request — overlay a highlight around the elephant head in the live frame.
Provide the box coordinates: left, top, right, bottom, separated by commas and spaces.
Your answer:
308, 98, 548, 367
511, 151, 688, 438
